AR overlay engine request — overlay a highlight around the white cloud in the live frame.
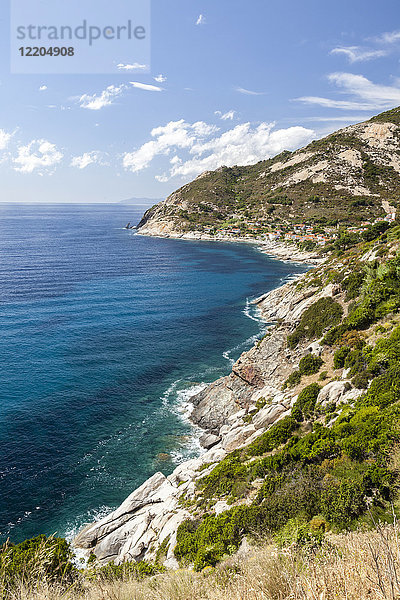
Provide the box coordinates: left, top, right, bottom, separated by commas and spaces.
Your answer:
78, 80, 162, 109
296, 72, 400, 111
129, 81, 163, 92
331, 46, 387, 63
236, 87, 265, 96
154, 74, 167, 83
0, 129, 12, 150
303, 115, 368, 123
196, 14, 206, 25
375, 30, 400, 45
117, 62, 148, 71
124, 119, 314, 181
215, 110, 236, 120
70, 151, 102, 169
296, 96, 375, 110
123, 120, 218, 173
39, 85, 48, 91
14, 140, 63, 174
79, 84, 126, 110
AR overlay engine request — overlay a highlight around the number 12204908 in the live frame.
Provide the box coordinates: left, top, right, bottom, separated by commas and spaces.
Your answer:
18, 47, 75, 56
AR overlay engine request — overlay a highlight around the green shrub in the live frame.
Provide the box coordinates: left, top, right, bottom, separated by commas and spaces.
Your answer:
351, 372, 370, 389
283, 370, 301, 389
362, 221, 390, 242
96, 560, 165, 581
288, 298, 343, 349
291, 405, 303, 422
293, 383, 321, 419
342, 269, 366, 301
0, 535, 76, 588
299, 354, 324, 375
320, 480, 366, 528
275, 518, 324, 548
334, 347, 350, 369
197, 455, 249, 500
245, 416, 298, 457
175, 506, 268, 570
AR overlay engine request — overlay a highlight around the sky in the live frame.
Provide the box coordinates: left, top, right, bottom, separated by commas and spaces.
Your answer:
2, 0, 400, 203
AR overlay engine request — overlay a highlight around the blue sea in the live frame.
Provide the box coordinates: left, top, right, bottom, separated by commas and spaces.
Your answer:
0, 203, 306, 544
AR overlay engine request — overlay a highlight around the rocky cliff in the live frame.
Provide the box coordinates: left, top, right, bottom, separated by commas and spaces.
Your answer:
73, 265, 363, 566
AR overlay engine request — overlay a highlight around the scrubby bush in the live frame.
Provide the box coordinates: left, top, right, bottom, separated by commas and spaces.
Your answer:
175, 506, 268, 570
334, 346, 350, 369
245, 416, 298, 457
324, 255, 400, 345
292, 383, 321, 419
342, 269, 365, 301
96, 560, 165, 581
0, 535, 76, 588
362, 221, 390, 242
299, 354, 324, 375
197, 454, 249, 501
283, 370, 301, 388
288, 298, 343, 349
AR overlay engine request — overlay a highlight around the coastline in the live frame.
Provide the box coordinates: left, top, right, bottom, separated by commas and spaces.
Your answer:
135, 229, 325, 265
73, 232, 323, 566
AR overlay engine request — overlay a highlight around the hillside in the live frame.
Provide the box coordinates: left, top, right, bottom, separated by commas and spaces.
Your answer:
71, 220, 400, 572
137, 107, 400, 236
4, 108, 400, 598
5, 220, 400, 600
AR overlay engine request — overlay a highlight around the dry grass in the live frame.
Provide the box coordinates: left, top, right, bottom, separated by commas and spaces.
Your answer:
4, 523, 400, 600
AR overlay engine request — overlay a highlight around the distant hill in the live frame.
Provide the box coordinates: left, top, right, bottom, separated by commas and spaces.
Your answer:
137, 107, 400, 235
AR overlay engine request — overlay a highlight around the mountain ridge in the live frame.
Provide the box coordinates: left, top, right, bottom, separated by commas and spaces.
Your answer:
137, 107, 400, 236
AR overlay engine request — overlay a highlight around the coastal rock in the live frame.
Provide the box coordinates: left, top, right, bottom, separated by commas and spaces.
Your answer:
317, 381, 348, 406
252, 404, 286, 429
191, 378, 239, 433
74, 472, 167, 550
317, 381, 364, 407
222, 424, 257, 452
199, 433, 221, 449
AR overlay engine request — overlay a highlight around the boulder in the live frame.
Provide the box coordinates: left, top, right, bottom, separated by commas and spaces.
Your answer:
222, 424, 256, 452
317, 381, 348, 407
74, 472, 167, 550
252, 404, 286, 429
199, 433, 221, 449
190, 378, 239, 433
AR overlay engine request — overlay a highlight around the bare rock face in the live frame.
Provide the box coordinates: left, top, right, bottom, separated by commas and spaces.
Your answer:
252, 404, 287, 430
317, 380, 364, 408
317, 381, 349, 407
222, 424, 257, 452
199, 433, 221, 449
190, 377, 239, 433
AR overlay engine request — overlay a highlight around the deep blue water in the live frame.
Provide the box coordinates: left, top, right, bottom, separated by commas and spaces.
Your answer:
0, 203, 306, 544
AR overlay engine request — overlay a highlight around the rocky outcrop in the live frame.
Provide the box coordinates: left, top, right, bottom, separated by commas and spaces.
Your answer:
73, 270, 361, 567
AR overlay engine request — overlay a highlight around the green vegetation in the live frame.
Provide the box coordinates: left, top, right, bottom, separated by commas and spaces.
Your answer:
94, 560, 165, 581
287, 297, 343, 348
334, 346, 350, 368
292, 383, 321, 420
362, 220, 390, 242
175, 311, 400, 569
283, 355, 323, 389
0, 535, 76, 591
324, 255, 400, 345
299, 354, 324, 375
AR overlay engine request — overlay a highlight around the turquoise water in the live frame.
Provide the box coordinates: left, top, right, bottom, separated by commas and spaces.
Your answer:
0, 203, 306, 544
